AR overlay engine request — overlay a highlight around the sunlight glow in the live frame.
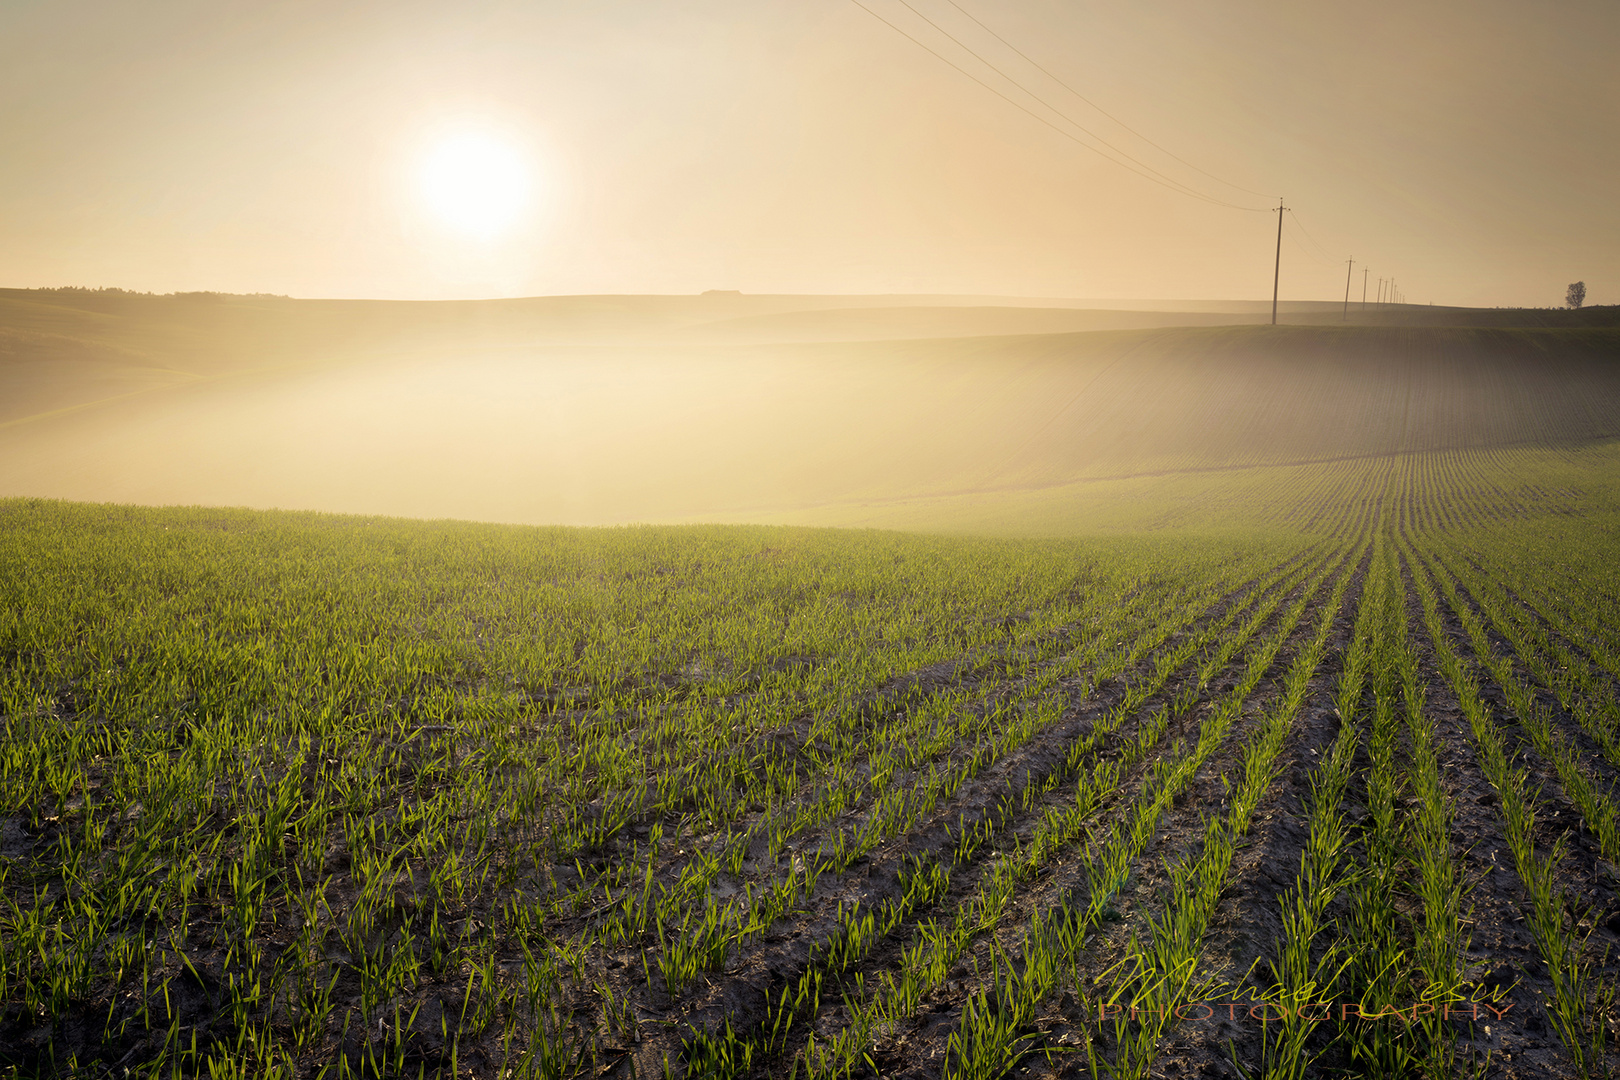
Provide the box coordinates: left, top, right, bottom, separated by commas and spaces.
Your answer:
417, 130, 532, 239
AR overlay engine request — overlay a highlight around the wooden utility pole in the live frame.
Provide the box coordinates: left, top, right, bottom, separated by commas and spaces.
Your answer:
1272, 198, 1286, 326
1362, 267, 1370, 313
1343, 258, 1355, 321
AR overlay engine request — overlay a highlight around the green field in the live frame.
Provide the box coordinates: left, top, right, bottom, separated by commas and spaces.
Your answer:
4, 293, 1620, 1078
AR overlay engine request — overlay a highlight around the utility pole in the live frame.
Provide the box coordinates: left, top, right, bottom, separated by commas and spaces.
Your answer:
1343, 258, 1355, 321
1377, 278, 1385, 305
1362, 267, 1370, 313
1271, 198, 1286, 326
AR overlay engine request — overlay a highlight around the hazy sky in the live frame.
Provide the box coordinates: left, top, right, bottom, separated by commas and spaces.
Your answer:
3, 0, 1616, 305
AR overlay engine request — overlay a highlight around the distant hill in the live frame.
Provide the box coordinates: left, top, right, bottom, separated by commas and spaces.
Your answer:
935, 323, 1620, 486
2, 289, 1617, 528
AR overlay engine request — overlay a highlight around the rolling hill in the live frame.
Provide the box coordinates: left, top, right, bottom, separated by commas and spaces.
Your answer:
2, 288, 1617, 529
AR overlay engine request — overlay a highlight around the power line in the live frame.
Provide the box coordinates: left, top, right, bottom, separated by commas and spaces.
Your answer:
848, 0, 1382, 311
942, 0, 1272, 199
1283, 215, 1337, 266
1286, 209, 1338, 262
885, 0, 1266, 210
847, 0, 1269, 211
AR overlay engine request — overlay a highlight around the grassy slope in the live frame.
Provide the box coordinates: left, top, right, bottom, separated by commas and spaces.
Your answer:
735, 438, 1620, 535
7, 294, 1620, 1076
4, 440, 1620, 1076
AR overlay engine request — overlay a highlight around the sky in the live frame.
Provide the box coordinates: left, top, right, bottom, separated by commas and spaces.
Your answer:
2, 0, 1617, 306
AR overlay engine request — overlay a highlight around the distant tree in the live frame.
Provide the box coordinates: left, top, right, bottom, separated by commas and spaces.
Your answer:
1567, 281, 1587, 309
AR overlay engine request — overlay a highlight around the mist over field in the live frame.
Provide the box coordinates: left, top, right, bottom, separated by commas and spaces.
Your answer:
5, 287, 1619, 530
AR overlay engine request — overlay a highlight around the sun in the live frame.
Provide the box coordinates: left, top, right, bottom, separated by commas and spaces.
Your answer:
417, 129, 533, 239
